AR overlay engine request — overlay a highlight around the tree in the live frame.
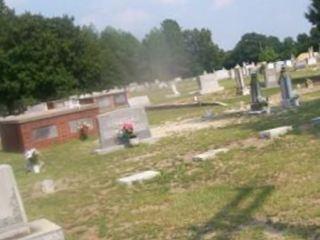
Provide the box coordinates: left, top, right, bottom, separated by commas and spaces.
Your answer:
183, 28, 224, 75
306, 0, 320, 29
99, 27, 142, 87
258, 47, 279, 62
280, 37, 297, 59
225, 33, 268, 66
142, 19, 189, 81
296, 33, 312, 53
0, 4, 101, 114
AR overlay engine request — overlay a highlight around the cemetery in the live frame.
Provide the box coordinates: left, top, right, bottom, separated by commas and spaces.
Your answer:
1, 64, 320, 239
3, 0, 320, 239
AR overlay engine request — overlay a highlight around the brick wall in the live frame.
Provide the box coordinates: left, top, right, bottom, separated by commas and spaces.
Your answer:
0, 107, 99, 152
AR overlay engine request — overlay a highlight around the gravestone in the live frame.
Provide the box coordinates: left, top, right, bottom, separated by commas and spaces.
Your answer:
263, 67, 278, 88
307, 57, 317, 66
234, 66, 249, 95
170, 83, 181, 96
128, 96, 151, 108
117, 171, 160, 186
41, 180, 55, 194
260, 126, 293, 139
96, 107, 152, 154
250, 72, 269, 112
214, 69, 230, 80
267, 63, 274, 69
279, 67, 299, 108
229, 69, 235, 79
158, 82, 168, 89
285, 60, 292, 68
275, 61, 284, 72
174, 77, 182, 83
193, 148, 229, 161
199, 73, 224, 95
305, 79, 314, 89
26, 103, 48, 114
0, 165, 29, 239
0, 165, 65, 240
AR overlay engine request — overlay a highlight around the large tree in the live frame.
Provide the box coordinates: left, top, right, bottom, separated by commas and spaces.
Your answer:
0, 1, 100, 114
306, 0, 320, 29
183, 28, 224, 75
99, 27, 142, 87
142, 19, 189, 81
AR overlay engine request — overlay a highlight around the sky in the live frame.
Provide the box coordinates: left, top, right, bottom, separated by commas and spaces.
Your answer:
5, 0, 312, 50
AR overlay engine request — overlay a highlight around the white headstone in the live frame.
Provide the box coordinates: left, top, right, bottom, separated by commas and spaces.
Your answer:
229, 69, 236, 79
284, 60, 292, 68
171, 83, 181, 96
264, 68, 278, 88
0, 165, 29, 239
0, 165, 65, 239
234, 67, 249, 95
199, 73, 224, 95
214, 69, 230, 80
307, 57, 317, 66
26, 103, 48, 114
128, 96, 151, 107
267, 63, 275, 69
275, 61, 285, 72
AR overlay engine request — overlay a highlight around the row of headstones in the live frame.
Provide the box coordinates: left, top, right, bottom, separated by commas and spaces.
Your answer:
0, 165, 65, 239
250, 67, 299, 112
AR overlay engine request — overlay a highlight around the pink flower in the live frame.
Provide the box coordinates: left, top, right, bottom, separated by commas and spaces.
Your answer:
122, 122, 134, 132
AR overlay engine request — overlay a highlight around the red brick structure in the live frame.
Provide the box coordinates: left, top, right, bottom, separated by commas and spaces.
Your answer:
0, 105, 99, 152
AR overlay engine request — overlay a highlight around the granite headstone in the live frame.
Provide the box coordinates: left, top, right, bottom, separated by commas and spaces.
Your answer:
97, 108, 152, 153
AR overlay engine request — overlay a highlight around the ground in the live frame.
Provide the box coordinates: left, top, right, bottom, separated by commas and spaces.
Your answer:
1, 68, 320, 240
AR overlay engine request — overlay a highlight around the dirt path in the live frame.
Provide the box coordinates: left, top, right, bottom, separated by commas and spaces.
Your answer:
151, 114, 246, 138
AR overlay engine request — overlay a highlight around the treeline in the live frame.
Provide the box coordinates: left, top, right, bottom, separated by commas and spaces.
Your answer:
0, 0, 318, 114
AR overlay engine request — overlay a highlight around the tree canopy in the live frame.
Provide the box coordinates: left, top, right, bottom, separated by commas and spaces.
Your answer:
0, 0, 317, 114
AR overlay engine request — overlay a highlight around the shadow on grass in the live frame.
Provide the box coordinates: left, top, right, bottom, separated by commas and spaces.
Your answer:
188, 185, 320, 240
188, 185, 275, 240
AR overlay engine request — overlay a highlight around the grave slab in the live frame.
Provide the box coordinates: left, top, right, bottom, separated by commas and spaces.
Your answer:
259, 126, 293, 139
41, 180, 55, 194
193, 148, 229, 161
19, 219, 64, 240
117, 171, 160, 185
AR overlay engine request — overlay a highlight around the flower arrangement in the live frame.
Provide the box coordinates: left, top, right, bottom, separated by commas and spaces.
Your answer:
119, 122, 137, 146
78, 122, 91, 140
24, 148, 41, 173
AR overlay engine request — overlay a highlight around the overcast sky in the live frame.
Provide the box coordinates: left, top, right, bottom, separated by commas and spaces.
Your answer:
5, 0, 312, 50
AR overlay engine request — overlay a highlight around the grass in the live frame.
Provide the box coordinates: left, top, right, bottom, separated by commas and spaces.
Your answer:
1, 69, 320, 239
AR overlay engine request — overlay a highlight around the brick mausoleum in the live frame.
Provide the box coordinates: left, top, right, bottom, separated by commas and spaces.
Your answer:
0, 104, 99, 152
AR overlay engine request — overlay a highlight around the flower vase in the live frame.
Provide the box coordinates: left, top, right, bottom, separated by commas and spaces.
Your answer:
33, 165, 41, 174
129, 138, 140, 147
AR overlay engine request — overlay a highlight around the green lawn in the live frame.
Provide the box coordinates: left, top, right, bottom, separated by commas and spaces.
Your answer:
1, 69, 320, 239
